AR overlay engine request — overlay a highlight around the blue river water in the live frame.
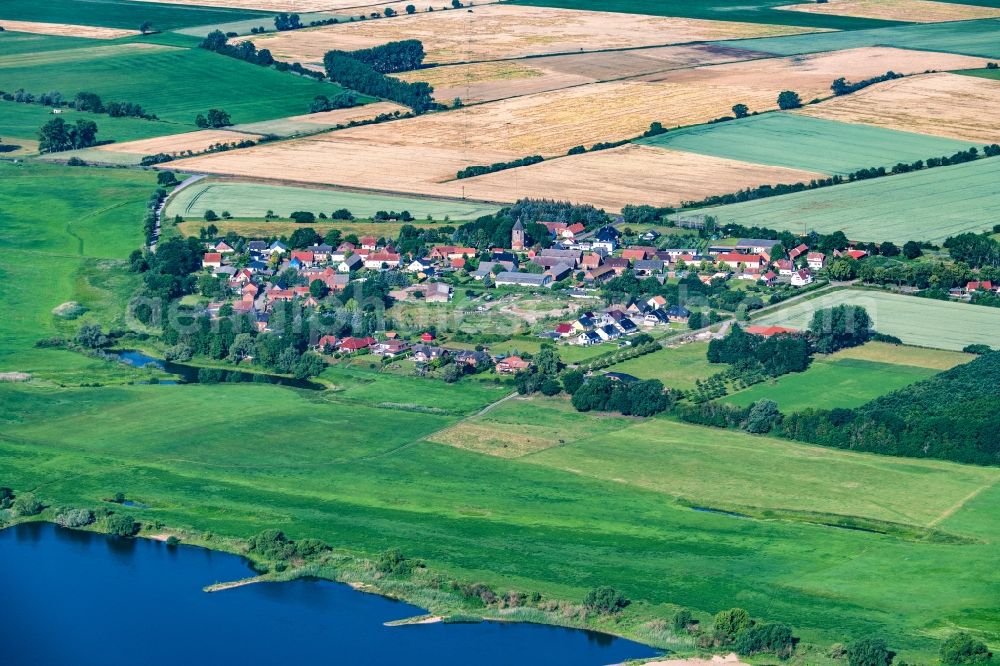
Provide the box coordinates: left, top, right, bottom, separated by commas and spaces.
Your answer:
0, 523, 660, 666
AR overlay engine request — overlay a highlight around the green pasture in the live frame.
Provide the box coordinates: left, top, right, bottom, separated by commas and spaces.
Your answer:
719, 356, 939, 412
0, 100, 182, 147
0, 0, 268, 31
959, 67, 1000, 80
0, 45, 349, 128
640, 114, 976, 175
320, 363, 511, 415
1, 381, 998, 661
0, 161, 161, 382
0, 30, 98, 57
804, 340, 974, 370
719, 18, 1000, 58
510, 0, 899, 30
686, 156, 1000, 243
754, 288, 1000, 350
173, 11, 347, 38
165, 180, 499, 221
601, 342, 719, 390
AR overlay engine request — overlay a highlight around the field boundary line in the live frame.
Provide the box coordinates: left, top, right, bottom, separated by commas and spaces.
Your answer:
927, 476, 998, 527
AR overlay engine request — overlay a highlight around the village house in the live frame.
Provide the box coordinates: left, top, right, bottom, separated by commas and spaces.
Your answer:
214, 240, 235, 254
373, 339, 410, 358
338, 336, 376, 353
495, 271, 553, 288
339, 254, 364, 273
265, 240, 287, 256
539, 248, 583, 267
411, 344, 447, 363
290, 250, 315, 267
591, 225, 621, 252
791, 268, 814, 287
775, 259, 795, 275
807, 252, 826, 270
788, 243, 809, 260
309, 243, 333, 262
665, 305, 691, 323
745, 325, 799, 338
315, 335, 339, 353
359, 236, 378, 251
633, 259, 664, 277
735, 238, 781, 254
716, 252, 765, 270
202, 252, 223, 269
584, 264, 616, 284
496, 355, 532, 374
545, 263, 574, 282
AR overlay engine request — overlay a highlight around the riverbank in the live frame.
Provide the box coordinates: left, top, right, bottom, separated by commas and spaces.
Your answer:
0, 514, 697, 659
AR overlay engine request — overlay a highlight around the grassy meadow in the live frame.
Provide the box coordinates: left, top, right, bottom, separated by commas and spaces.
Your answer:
640, 113, 977, 175
754, 288, 1000, 350
2, 382, 998, 662
0, 99, 183, 147
719, 17, 1000, 57
0, 161, 164, 383
601, 342, 719, 390
165, 180, 499, 221
0, 42, 351, 129
719, 356, 940, 412
688, 156, 1000, 243
0, 0, 268, 30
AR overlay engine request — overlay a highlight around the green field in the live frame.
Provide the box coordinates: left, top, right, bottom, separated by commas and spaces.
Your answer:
640, 113, 977, 175
686, 156, 1000, 243
0, 42, 352, 129
719, 18, 1000, 58
960, 67, 1000, 81
510, 0, 899, 30
719, 356, 940, 412
0, 161, 163, 383
0, 99, 183, 147
754, 288, 1000, 350
2, 381, 999, 661
0, 0, 268, 30
601, 342, 719, 390
165, 180, 500, 221
0, 30, 98, 57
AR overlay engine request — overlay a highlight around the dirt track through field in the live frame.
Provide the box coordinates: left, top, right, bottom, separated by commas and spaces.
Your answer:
0, 20, 139, 39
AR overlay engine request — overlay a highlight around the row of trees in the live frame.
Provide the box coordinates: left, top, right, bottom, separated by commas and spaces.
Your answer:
335, 39, 426, 73
832, 70, 903, 96
4, 89, 155, 119
456, 154, 544, 179
323, 50, 436, 113
199, 30, 274, 66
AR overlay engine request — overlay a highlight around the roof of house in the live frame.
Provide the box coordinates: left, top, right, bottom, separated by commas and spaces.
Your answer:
745, 325, 799, 337
605, 371, 639, 383
717, 252, 763, 264
495, 271, 550, 286
735, 238, 780, 249
203, 252, 222, 263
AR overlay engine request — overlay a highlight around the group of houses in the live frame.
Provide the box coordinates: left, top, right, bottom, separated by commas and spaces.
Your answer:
546, 295, 691, 346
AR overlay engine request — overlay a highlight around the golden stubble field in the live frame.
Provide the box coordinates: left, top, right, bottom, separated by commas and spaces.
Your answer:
0, 20, 139, 39
644, 47, 991, 107
395, 43, 766, 103
778, 0, 1000, 23
248, 5, 820, 66
450, 144, 827, 210
92, 130, 264, 158
795, 72, 1000, 143
169, 78, 784, 195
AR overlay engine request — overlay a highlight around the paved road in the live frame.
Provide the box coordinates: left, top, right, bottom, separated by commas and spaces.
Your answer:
150, 173, 206, 252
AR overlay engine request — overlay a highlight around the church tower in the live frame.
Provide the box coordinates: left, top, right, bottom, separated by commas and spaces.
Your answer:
511, 219, 525, 251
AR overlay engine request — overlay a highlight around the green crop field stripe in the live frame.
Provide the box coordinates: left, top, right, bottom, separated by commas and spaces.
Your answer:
0, 0, 269, 30
639, 113, 977, 175
754, 288, 1000, 350
717, 18, 1000, 58
509, 0, 902, 30
680, 156, 1000, 243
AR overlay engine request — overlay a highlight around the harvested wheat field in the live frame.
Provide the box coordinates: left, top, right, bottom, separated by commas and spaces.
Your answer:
365, 80, 780, 155
169, 132, 520, 194
644, 47, 990, 105
779, 0, 1000, 23
170, 80, 786, 195
0, 20, 139, 39
230, 101, 407, 136
796, 72, 1000, 143
450, 144, 825, 211
396, 43, 766, 103
94, 129, 264, 158
249, 5, 819, 66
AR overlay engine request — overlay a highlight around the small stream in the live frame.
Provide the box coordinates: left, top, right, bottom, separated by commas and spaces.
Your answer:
115, 350, 323, 390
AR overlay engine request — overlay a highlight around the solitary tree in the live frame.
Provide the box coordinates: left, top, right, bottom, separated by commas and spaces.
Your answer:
406, 3, 416, 12
777, 90, 802, 110
732, 103, 750, 118
139, 20, 154, 34
940, 632, 992, 665
583, 586, 629, 613
846, 637, 894, 666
